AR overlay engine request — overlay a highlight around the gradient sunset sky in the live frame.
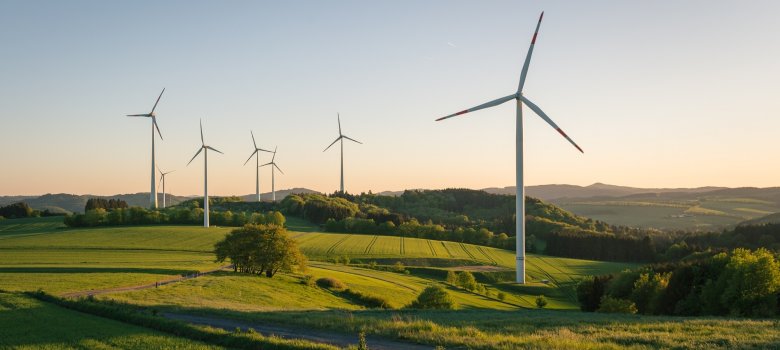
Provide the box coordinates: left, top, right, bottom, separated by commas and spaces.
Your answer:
1, 0, 779, 196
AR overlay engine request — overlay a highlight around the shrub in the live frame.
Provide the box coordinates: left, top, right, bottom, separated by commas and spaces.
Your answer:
301, 275, 316, 286
597, 296, 638, 314
316, 277, 347, 290
497, 292, 506, 301
446, 270, 457, 285
392, 261, 406, 273
408, 285, 457, 310
357, 332, 369, 350
343, 289, 392, 309
456, 271, 478, 291
535, 295, 548, 309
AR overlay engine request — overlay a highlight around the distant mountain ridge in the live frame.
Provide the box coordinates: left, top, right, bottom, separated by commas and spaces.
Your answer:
0, 188, 322, 214
488, 183, 728, 201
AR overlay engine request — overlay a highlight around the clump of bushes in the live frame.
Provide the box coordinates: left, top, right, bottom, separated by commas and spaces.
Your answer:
407, 285, 457, 310
597, 296, 638, 314
535, 295, 548, 309
343, 289, 392, 309
316, 277, 347, 291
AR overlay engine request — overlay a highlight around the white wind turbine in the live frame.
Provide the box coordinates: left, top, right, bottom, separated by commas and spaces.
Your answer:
323, 114, 362, 193
259, 147, 283, 202
157, 166, 175, 208
243, 131, 274, 202
186, 119, 224, 227
436, 12, 583, 283
126, 88, 165, 209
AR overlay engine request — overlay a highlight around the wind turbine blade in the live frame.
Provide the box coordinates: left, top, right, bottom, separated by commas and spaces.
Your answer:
518, 12, 544, 92
250, 130, 258, 149
520, 95, 583, 153
258, 148, 273, 153
156, 164, 162, 174
150, 88, 165, 114
337, 113, 342, 135
187, 147, 203, 166
165, 170, 176, 175
259, 162, 272, 167
199, 119, 204, 145
126, 114, 150, 117
323, 136, 342, 152
152, 116, 163, 140
436, 94, 516, 121
271, 146, 277, 162
274, 163, 284, 175
243, 149, 258, 166
342, 135, 362, 144
205, 146, 224, 154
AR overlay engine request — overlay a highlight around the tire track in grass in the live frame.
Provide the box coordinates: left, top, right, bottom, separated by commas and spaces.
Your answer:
364, 236, 379, 254
310, 262, 417, 292
426, 240, 437, 256
459, 243, 477, 261
536, 255, 580, 284
440, 242, 454, 258
325, 234, 351, 255
526, 258, 578, 302
476, 246, 497, 265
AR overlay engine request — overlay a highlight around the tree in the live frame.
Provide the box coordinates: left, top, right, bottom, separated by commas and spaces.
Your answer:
456, 271, 478, 291
535, 295, 548, 309
718, 248, 780, 317
214, 224, 306, 277
408, 285, 457, 309
597, 296, 637, 314
446, 270, 457, 285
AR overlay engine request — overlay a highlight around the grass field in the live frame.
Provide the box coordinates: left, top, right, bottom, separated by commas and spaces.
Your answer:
0, 291, 221, 349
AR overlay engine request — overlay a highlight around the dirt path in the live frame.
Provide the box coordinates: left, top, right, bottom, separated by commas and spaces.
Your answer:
163, 312, 435, 350
60, 265, 233, 298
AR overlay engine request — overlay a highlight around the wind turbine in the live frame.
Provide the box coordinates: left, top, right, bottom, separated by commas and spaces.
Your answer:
243, 131, 273, 202
435, 12, 583, 284
323, 114, 362, 193
187, 119, 223, 227
157, 166, 175, 208
126, 88, 165, 209
260, 147, 283, 202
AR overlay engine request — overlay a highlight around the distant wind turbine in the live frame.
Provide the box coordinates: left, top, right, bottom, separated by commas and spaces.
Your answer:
243, 131, 274, 202
126, 88, 165, 209
323, 114, 362, 193
260, 147, 283, 202
186, 119, 223, 227
435, 12, 583, 284
157, 166, 175, 208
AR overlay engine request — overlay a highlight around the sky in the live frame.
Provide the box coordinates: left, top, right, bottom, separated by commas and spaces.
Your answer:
1, 0, 779, 196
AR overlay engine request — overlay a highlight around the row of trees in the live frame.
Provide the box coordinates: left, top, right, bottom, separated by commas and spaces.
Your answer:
0, 202, 64, 219
64, 206, 285, 228
214, 224, 306, 277
577, 248, 780, 317
84, 198, 128, 211
545, 231, 657, 263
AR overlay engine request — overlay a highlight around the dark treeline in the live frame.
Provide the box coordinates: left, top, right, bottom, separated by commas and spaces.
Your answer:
577, 248, 780, 317
684, 223, 780, 252
546, 232, 656, 263
0, 202, 65, 219
84, 198, 128, 211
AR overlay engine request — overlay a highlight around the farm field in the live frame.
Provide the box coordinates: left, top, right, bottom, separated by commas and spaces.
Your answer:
0, 291, 221, 349
555, 195, 780, 230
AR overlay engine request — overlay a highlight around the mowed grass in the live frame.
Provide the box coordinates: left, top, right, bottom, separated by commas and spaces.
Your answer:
0, 292, 221, 350
220, 308, 780, 350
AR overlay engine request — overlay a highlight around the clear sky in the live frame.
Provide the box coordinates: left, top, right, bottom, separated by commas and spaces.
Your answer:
1, 0, 779, 196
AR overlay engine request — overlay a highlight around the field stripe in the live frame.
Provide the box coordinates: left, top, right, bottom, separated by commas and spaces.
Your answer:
459, 243, 477, 261
364, 236, 379, 254
440, 242, 454, 257
426, 240, 436, 257
475, 246, 497, 265
325, 234, 351, 255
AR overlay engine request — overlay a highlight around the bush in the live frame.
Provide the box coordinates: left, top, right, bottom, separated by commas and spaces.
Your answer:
316, 277, 347, 290
596, 296, 638, 314
456, 271, 478, 291
407, 285, 457, 310
392, 261, 406, 273
301, 275, 316, 286
446, 270, 457, 284
343, 289, 392, 309
497, 292, 506, 301
535, 295, 548, 309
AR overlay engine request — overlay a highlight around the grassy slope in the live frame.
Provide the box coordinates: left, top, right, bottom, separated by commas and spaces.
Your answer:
0, 292, 221, 350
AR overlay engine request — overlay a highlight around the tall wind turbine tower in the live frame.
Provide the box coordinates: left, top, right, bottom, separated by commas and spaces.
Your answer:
157, 166, 175, 208
126, 88, 165, 209
243, 131, 273, 202
323, 114, 362, 193
260, 147, 283, 202
187, 119, 223, 227
436, 12, 583, 283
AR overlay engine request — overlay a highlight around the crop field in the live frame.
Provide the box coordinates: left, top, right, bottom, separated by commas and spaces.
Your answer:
0, 292, 220, 349
556, 196, 780, 230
